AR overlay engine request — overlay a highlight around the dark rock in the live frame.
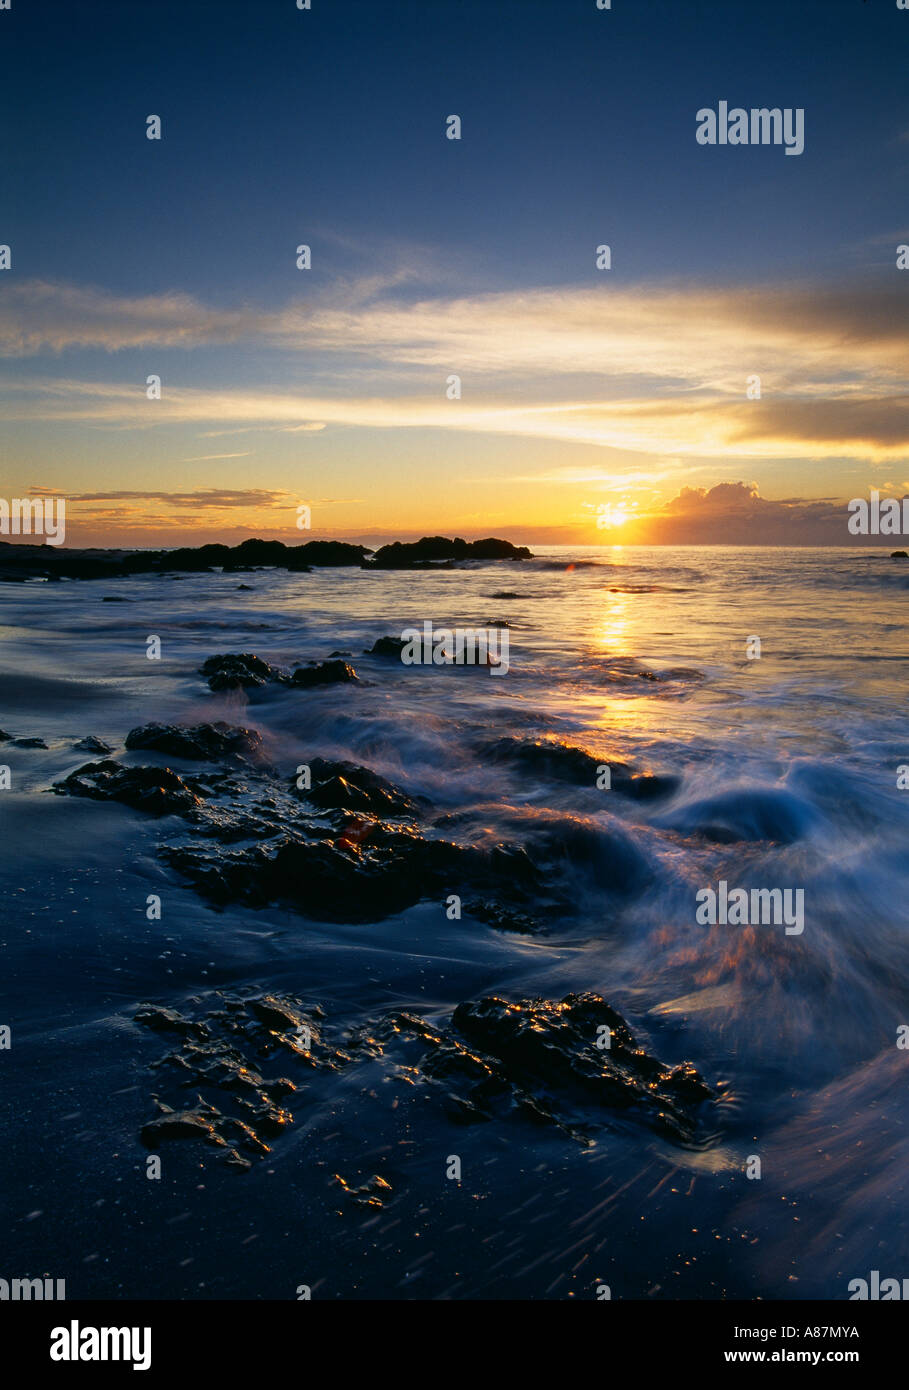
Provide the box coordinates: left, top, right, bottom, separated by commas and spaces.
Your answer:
135, 990, 347, 1168
464, 900, 541, 934
11, 737, 48, 749
332, 1173, 393, 1208
53, 759, 205, 816
200, 652, 287, 691
134, 1005, 210, 1041
891, 551, 908, 559
482, 736, 679, 800
125, 721, 263, 761
141, 1106, 226, 1148
296, 540, 371, 567
300, 758, 421, 817
74, 736, 112, 753
365, 636, 407, 658
367, 536, 533, 569
448, 993, 713, 1142
290, 660, 359, 687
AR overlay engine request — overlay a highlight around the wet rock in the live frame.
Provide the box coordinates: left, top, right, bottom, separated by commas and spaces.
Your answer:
891, 551, 908, 559
483, 736, 679, 800
0, 729, 9, 740
200, 652, 288, 691
165, 815, 541, 925
464, 900, 541, 934
125, 721, 263, 762
74, 736, 112, 754
135, 990, 348, 1168
134, 1005, 210, 1041
236, 583, 254, 590
365, 636, 407, 658
290, 660, 359, 688
53, 759, 205, 816
301, 758, 421, 818
447, 993, 713, 1142
141, 1103, 226, 1148
11, 736, 48, 749
332, 1173, 393, 1209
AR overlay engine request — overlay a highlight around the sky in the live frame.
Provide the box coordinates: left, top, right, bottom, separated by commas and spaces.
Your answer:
1, 0, 907, 547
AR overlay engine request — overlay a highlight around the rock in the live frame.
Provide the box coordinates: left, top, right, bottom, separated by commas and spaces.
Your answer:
366, 536, 533, 569
891, 551, 908, 559
332, 1173, 393, 1208
200, 652, 287, 691
11, 736, 48, 749
125, 721, 263, 761
482, 736, 678, 800
140, 1107, 226, 1148
464, 900, 541, 934
447, 992, 713, 1142
135, 990, 346, 1168
365, 636, 408, 658
134, 1005, 210, 1040
295, 540, 371, 566
74, 736, 112, 753
290, 660, 359, 687
0, 729, 10, 741
53, 760, 205, 816
300, 758, 421, 817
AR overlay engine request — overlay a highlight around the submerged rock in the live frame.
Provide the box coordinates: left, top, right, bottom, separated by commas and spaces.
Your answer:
125, 721, 263, 761
10, 736, 48, 749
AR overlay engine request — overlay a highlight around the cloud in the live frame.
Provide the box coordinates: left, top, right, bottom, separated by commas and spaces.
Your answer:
1, 277, 907, 462
180, 451, 253, 462
625, 480, 860, 545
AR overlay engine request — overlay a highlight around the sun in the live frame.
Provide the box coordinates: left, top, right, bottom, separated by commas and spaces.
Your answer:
596, 503, 632, 530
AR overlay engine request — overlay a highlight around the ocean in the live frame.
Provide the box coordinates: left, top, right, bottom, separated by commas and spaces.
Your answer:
1, 544, 907, 1299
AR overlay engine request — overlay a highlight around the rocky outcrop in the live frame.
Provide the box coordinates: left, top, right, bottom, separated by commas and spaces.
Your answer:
366, 536, 533, 568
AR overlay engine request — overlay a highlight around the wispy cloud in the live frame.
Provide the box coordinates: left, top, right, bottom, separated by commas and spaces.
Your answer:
3, 278, 907, 463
